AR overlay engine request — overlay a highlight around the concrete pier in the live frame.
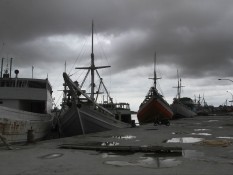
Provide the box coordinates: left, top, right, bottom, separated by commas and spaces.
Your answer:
1, 115, 233, 175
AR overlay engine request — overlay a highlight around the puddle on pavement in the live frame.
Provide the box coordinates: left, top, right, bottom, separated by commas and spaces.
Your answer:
101, 152, 121, 158
102, 146, 183, 169
40, 153, 64, 159
182, 150, 204, 159
102, 150, 206, 168
71, 141, 120, 147
165, 137, 204, 143
191, 133, 212, 136
104, 157, 181, 169
194, 129, 210, 131
206, 120, 219, 122
101, 152, 135, 158
101, 142, 120, 146
144, 151, 182, 158
172, 131, 189, 135
92, 135, 137, 140
112, 135, 136, 140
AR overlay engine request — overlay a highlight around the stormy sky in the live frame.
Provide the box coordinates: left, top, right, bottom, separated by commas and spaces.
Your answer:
1, 0, 233, 111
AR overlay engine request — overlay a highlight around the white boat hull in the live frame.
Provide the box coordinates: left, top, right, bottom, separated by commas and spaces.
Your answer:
171, 103, 197, 118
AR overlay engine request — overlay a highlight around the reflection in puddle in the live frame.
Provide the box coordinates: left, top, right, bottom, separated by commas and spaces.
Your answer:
104, 157, 181, 169
144, 151, 182, 158
191, 133, 212, 136
194, 129, 210, 131
166, 137, 204, 143
217, 136, 233, 139
182, 150, 204, 159
101, 152, 135, 158
101, 153, 120, 158
101, 142, 120, 146
172, 131, 189, 135
40, 153, 63, 159
112, 135, 136, 140
206, 120, 219, 122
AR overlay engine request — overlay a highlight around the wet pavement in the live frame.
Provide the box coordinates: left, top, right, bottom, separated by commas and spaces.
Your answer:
1, 115, 233, 175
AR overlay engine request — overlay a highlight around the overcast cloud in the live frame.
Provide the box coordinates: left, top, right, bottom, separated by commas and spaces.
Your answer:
1, 0, 233, 111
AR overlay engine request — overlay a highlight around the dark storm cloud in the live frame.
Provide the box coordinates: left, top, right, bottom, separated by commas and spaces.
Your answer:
107, 0, 233, 78
0, 0, 152, 42
0, 0, 233, 80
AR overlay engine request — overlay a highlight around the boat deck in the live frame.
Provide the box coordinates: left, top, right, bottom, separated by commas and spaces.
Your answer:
1, 115, 233, 175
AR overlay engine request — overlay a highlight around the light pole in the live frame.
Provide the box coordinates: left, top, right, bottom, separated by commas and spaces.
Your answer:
218, 78, 233, 107
227, 91, 233, 106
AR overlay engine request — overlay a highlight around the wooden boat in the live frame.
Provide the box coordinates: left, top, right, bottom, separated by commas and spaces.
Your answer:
0, 60, 54, 144
171, 99, 197, 118
137, 53, 173, 124
171, 73, 196, 118
58, 22, 129, 137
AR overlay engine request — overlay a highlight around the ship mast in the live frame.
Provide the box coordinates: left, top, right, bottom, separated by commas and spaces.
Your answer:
153, 52, 157, 89
173, 70, 184, 100
149, 52, 160, 89
177, 70, 181, 99
76, 21, 110, 101
90, 20, 95, 100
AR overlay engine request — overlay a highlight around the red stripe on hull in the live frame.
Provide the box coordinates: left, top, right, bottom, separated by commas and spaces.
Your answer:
137, 98, 173, 124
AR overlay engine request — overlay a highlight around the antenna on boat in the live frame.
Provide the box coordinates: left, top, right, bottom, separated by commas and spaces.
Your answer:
1, 58, 4, 78
32, 66, 34, 79
14, 69, 19, 86
10, 58, 13, 78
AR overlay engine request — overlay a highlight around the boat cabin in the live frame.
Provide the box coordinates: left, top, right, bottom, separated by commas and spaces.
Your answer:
0, 72, 53, 114
100, 102, 132, 123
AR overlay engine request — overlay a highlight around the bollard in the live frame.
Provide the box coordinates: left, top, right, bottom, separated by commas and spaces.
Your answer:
131, 120, 136, 127
27, 128, 35, 143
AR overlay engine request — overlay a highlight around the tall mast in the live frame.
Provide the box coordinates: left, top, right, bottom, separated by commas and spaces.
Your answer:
174, 70, 184, 100
90, 20, 95, 100
153, 52, 157, 89
177, 70, 180, 99
75, 20, 110, 101
149, 52, 160, 89
178, 78, 181, 99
